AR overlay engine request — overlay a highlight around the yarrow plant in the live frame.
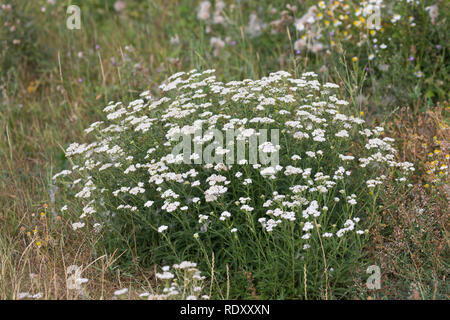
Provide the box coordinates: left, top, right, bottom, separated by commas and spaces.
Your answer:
53, 69, 414, 298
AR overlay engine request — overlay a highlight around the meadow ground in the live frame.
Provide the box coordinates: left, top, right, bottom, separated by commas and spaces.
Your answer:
0, 0, 448, 299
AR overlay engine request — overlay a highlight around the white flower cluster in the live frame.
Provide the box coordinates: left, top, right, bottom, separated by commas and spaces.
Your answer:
144, 261, 208, 300
53, 69, 413, 253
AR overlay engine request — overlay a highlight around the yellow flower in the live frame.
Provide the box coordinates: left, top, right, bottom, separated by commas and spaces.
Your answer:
27, 84, 36, 94
352, 57, 358, 62
424, 184, 430, 188
36, 241, 41, 247
360, 111, 364, 116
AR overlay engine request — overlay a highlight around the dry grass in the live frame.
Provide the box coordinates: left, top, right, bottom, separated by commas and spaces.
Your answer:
365, 103, 449, 299
0, 206, 158, 299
